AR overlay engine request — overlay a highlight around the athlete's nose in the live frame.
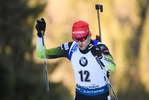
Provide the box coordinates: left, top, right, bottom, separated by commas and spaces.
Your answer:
78, 41, 83, 45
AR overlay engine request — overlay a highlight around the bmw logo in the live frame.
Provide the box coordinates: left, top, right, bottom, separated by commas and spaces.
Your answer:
79, 57, 88, 67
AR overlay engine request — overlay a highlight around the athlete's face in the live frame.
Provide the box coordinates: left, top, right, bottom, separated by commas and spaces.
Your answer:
76, 36, 91, 50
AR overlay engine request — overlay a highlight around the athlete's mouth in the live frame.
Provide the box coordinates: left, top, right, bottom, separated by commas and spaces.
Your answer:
79, 45, 83, 48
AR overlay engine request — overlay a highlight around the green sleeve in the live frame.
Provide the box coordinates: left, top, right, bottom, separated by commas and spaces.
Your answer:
102, 54, 116, 71
36, 37, 68, 59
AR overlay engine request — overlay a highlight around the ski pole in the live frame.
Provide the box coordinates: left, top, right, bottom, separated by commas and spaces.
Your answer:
95, 57, 118, 100
95, 4, 118, 100
41, 31, 50, 100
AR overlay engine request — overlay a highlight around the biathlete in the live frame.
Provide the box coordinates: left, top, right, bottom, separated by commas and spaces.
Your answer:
35, 18, 116, 100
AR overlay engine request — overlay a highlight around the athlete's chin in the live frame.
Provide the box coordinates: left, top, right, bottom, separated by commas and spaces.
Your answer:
79, 46, 86, 50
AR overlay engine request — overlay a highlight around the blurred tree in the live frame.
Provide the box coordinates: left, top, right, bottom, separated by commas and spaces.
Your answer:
0, 0, 48, 100
112, 0, 149, 99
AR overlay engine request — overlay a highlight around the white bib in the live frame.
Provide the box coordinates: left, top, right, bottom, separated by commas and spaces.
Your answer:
69, 42, 107, 89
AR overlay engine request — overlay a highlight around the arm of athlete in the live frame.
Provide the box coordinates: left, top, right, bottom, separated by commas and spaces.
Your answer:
98, 43, 116, 71
35, 18, 71, 59
36, 37, 72, 59
90, 42, 116, 71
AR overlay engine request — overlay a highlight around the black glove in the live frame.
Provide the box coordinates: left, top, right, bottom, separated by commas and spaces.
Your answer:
89, 44, 102, 58
35, 18, 46, 37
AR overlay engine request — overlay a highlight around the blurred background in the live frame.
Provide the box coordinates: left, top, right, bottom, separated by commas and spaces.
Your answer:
0, 0, 149, 100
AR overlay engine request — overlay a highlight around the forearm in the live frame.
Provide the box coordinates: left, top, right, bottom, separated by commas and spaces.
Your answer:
36, 37, 45, 59
100, 54, 116, 71
36, 37, 69, 59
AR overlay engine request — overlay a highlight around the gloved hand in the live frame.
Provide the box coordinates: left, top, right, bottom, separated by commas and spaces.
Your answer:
89, 44, 102, 58
35, 18, 46, 37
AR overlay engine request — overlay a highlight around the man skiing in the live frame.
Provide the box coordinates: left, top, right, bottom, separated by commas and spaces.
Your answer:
35, 18, 116, 100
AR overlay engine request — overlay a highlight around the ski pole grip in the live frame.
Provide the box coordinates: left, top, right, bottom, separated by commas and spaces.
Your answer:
95, 4, 103, 12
